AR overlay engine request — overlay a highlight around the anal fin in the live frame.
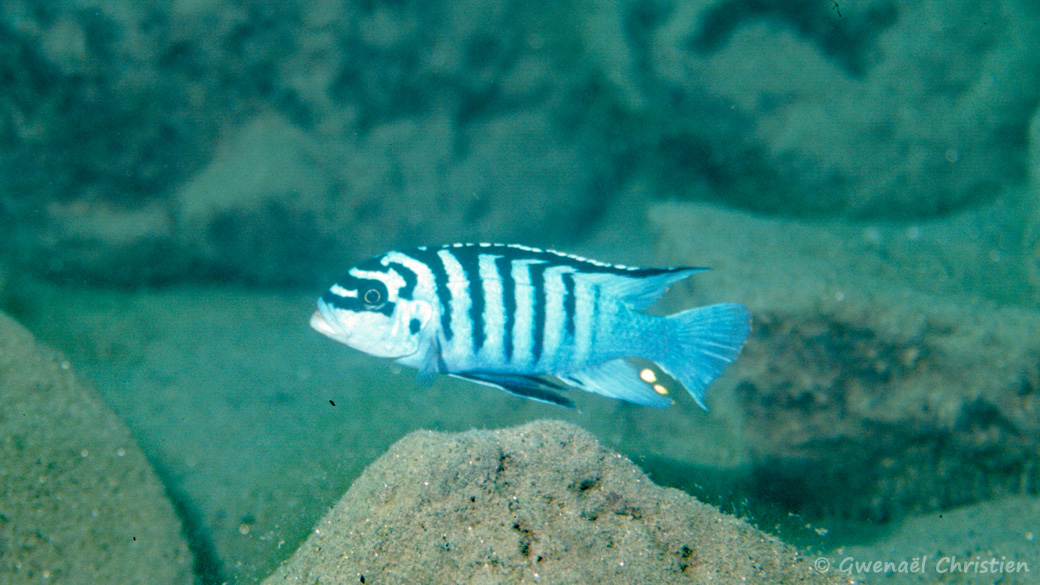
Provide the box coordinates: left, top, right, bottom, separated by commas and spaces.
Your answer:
452, 371, 575, 409
560, 359, 673, 408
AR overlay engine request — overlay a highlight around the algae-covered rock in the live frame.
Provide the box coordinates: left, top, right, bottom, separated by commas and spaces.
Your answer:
263, 420, 838, 585
0, 311, 194, 584
589, 0, 1040, 217
835, 496, 1039, 585
1024, 104, 1040, 300
167, 110, 602, 286
649, 202, 1040, 522
0, 0, 609, 288
9, 0, 1035, 290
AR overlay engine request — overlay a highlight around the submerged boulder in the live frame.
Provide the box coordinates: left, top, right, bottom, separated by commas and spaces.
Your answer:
1024, 104, 1040, 300
593, 0, 1040, 217
263, 420, 838, 585
0, 312, 194, 585
649, 201, 1040, 522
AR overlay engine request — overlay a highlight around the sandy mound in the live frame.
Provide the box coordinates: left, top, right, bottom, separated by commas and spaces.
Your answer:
263, 419, 838, 585
0, 312, 194, 584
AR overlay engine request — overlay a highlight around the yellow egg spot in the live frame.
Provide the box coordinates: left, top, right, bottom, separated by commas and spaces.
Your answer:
639, 368, 657, 383
653, 384, 668, 396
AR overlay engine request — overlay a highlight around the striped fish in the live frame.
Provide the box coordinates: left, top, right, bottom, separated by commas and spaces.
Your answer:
310, 243, 750, 409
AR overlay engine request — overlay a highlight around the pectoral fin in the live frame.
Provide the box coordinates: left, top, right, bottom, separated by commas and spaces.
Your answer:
414, 335, 448, 383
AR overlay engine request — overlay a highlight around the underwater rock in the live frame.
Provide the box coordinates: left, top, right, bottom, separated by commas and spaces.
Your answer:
837, 495, 1039, 585
0, 311, 194, 584
582, 0, 1040, 217
172, 113, 343, 285
649, 202, 1040, 522
0, 0, 233, 287
0, 0, 608, 287
167, 109, 601, 285
262, 420, 838, 585
1024, 105, 1040, 301
12, 0, 1037, 287
0, 0, 221, 209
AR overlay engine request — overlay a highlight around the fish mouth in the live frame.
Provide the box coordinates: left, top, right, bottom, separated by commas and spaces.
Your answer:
310, 309, 334, 335
310, 305, 350, 343
310, 298, 421, 359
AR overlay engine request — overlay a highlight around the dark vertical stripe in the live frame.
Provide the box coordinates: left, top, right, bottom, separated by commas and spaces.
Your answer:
529, 263, 549, 363
495, 255, 515, 362
562, 272, 576, 342
587, 283, 599, 354
386, 262, 417, 300
454, 249, 485, 353
405, 249, 453, 341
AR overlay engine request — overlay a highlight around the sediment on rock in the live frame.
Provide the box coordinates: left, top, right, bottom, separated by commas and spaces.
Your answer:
650, 202, 1040, 522
0, 311, 195, 585
263, 420, 840, 585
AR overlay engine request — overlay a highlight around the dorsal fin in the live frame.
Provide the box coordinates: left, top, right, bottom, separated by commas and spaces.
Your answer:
580, 267, 705, 310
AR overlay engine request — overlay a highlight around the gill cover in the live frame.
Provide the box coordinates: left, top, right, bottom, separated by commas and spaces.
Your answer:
311, 266, 434, 360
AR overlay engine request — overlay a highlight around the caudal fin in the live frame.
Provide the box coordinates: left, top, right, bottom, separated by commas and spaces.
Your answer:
654, 302, 751, 410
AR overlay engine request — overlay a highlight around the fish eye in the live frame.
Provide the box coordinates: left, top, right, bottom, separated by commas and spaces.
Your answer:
361, 286, 384, 308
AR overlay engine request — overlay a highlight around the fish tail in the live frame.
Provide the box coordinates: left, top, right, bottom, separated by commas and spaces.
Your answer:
652, 303, 751, 410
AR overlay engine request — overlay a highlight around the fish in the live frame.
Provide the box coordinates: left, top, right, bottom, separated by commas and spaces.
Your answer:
310, 243, 750, 410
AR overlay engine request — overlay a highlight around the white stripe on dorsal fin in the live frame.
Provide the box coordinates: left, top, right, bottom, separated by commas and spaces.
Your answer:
579, 267, 705, 310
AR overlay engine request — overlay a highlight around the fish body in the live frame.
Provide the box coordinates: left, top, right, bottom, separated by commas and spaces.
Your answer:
311, 243, 750, 409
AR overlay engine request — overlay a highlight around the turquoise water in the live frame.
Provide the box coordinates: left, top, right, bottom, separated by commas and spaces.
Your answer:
2, 1, 1040, 583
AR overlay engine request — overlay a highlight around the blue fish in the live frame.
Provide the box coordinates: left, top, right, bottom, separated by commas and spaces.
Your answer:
310, 243, 750, 409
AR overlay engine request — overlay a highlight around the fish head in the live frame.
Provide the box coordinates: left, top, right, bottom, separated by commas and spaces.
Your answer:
311, 261, 434, 360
